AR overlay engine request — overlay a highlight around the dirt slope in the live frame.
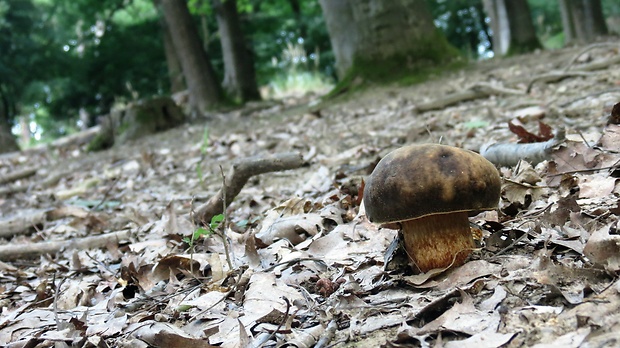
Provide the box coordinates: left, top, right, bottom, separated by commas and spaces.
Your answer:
1, 42, 620, 347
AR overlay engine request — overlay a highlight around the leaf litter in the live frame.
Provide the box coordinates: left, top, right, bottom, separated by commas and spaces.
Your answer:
1, 44, 620, 347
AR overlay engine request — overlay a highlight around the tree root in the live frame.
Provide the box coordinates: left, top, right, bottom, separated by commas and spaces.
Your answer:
193, 152, 305, 226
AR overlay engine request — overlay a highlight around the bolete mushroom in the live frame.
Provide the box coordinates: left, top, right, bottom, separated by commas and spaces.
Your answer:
363, 144, 501, 273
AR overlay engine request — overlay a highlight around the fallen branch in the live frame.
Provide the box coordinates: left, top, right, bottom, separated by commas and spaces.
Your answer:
193, 152, 304, 226
416, 83, 524, 112
0, 230, 131, 260
526, 71, 593, 93
481, 130, 565, 167
0, 206, 91, 239
563, 42, 620, 72
528, 52, 620, 92
0, 209, 49, 238
0, 183, 29, 197
0, 167, 38, 185
0, 126, 102, 162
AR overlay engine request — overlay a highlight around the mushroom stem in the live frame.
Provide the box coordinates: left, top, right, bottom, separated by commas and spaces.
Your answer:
401, 211, 474, 273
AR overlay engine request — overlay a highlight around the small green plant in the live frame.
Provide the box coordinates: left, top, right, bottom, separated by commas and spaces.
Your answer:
196, 126, 210, 185
184, 213, 224, 250
200, 126, 209, 155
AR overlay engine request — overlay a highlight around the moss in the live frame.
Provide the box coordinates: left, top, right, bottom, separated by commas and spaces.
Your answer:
325, 30, 461, 99
86, 132, 114, 152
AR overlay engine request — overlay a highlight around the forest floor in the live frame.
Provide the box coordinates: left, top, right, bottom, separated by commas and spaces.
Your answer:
1, 41, 620, 348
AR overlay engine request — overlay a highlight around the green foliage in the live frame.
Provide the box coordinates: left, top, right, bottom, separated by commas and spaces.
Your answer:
184, 214, 224, 249
428, 0, 491, 58
248, 1, 334, 85
201, 126, 209, 155
268, 71, 333, 99
0, 0, 167, 143
528, 0, 563, 48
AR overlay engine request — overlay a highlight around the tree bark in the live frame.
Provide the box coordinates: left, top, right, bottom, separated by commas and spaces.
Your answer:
160, 15, 185, 94
559, 0, 608, 45
0, 89, 19, 154
213, 0, 261, 102
158, 0, 224, 115
559, 0, 576, 44
319, 0, 456, 80
483, 0, 540, 56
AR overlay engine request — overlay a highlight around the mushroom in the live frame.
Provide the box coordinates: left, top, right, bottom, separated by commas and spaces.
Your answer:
363, 144, 501, 273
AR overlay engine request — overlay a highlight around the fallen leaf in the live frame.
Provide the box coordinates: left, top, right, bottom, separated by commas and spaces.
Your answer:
583, 223, 620, 271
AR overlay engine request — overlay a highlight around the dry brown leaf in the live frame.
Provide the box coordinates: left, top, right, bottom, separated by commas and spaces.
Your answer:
255, 213, 324, 245
598, 124, 620, 151
577, 173, 616, 199
583, 223, 620, 271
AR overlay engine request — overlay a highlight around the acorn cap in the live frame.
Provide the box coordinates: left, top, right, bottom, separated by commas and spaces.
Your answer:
364, 144, 501, 223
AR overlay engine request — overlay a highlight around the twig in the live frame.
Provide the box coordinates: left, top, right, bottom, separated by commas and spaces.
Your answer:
264, 257, 328, 272
416, 83, 523, 112
563, 42, 620, 72
0, 230, 131, 260
190, 270, 244, 321
547, 164, 619, 177
527, 71, 592, 93
218, 165, 234, 271
193, 152, 304, 225
257, 297, 291, 348
90, 177, 119, 212
315, 320, 338, 348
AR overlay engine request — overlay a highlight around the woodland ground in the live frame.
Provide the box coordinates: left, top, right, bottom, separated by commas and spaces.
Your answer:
1, 42, 620, 347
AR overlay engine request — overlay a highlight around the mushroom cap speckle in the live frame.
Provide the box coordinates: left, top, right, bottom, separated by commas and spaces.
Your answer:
364, 144, 501, 223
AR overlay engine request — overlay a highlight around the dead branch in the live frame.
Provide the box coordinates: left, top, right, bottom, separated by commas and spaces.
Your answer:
0, 230, 131, 260
0, 183, 29, 197
481, 130, 565, 167
416, 83, 524, 112
526, 71, 593, 93
48, 125, 101, 150
0, 209, 49, 238
193, 152, 304, 226
528, 53, 620, 92
563, 42, 620, 72
0, 167, 38, 185
0, 206, 91, 239
0, 126, 102, 163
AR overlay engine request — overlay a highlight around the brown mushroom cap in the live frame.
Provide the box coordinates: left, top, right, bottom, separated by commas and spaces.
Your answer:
364, 144, 501, 223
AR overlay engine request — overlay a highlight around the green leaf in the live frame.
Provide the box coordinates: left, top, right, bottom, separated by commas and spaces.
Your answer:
193, 227, 212, 240
210, 214, 224, 230
201, 126, 209, 155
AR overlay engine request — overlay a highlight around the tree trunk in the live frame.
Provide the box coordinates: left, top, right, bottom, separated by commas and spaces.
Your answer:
213, 0, 260, 102
0, 89, 19, 154
559, 0, 576, 44
318, 0, 457, 81
160, 15, 185, 94
158, 0, 223, 115
483, 0, 509, 55
483, 0, 540, 56
0, 122, 19, 154
288, 0, 307, 40
559, 0, 608, 45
